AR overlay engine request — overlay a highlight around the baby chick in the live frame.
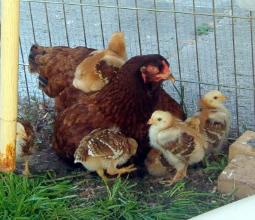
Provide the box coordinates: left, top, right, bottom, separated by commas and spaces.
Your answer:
16, 120, 35, 176
74, 127, 138, 181
73, 32, 127, 93
189, 90, 231, 153
145, 149, 174, 177
148, 110, 207, 184
185, 117, 201, 132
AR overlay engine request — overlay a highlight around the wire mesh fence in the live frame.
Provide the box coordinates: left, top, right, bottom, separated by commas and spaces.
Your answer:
18, 0, 255, 138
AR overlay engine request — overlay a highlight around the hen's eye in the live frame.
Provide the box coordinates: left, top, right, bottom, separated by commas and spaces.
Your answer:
157, 118, 162, 121
213, 96, 218, 100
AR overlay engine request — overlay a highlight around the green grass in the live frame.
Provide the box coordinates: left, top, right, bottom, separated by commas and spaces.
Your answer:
203, 153, 228, 181
0, 172, 232, 220
0, 173, 78, 220
196, 23, 214, 36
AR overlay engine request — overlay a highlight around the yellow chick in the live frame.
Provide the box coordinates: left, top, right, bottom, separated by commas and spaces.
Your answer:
148, 110, 207, 184
74, 127, 137, 181
16, 120, 35, 176
188, 90, 231, 153
73, 32, 127, 93
185, 117, 201, 132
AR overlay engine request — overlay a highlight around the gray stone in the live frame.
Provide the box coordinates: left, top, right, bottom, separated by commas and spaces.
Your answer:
229, 131, 255, 161
218, 155, 255, 199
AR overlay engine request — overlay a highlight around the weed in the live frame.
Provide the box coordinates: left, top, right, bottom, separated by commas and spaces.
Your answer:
196, 23, 214, 36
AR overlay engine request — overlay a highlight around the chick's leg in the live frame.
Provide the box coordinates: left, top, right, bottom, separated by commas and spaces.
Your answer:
160, 163, 188, 185
22, 158, 31, 177
107, 162, 137, 177
96, 169, 108, 182
172, 164, 188, 182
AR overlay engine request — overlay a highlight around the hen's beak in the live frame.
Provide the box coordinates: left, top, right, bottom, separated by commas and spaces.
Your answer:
167, 74, 176, 83
160, 62, 176, 83
147, 118, 155, 125
160, 68, 176, 83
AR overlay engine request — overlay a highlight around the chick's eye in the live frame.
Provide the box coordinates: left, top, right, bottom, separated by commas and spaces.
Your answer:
157, 118, 162, 121
213, 96, 218, 100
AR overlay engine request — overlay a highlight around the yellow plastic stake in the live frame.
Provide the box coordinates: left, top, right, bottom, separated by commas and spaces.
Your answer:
0, 0, 20, 172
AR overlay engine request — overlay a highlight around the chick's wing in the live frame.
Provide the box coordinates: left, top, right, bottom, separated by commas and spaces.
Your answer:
84, 128, 128, 159
158, 128, 195, 158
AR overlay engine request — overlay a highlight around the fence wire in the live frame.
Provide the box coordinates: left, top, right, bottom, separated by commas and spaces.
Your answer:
18, 0, 255, 137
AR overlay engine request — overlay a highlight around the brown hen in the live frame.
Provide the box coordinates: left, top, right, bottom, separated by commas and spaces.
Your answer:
29, 45, 95, 97
53, 54, 185, 165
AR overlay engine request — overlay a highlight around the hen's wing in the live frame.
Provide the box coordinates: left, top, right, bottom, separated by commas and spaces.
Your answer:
55, 86, 91, 113
155, 89, 186, 120
29, 44, 95, 97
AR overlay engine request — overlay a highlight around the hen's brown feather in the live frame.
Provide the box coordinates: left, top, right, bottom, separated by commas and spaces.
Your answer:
29, 44, 95, 97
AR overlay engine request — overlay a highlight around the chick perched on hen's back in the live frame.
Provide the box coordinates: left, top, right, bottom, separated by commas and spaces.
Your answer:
74, 127, 138, 181
16, 120, 35, 176
148, 110, 207, 184
187, 90, 231, 153
73, 32, 127, 93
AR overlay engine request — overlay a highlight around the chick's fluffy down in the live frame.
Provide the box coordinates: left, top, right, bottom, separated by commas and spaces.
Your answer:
74, 127, 137, 173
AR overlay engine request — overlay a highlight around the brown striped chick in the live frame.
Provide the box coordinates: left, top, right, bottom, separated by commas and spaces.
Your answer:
74, 127, 138, 181
148, 110, 208, 184
73, 32, 127, 93
188, 90, 231, 153
16, 120, 35, 176
145, 149, 174, 177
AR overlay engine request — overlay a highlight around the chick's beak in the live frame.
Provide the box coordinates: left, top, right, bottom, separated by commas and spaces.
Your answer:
147, 118, 154, 125
219, 95, 228, 101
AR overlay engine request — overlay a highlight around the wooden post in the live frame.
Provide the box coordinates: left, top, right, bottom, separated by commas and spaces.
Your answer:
0, 0, 20, 172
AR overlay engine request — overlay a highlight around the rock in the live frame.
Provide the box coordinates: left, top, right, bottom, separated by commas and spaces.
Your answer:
229, 130, 255, 161
217, 155, 255, 199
